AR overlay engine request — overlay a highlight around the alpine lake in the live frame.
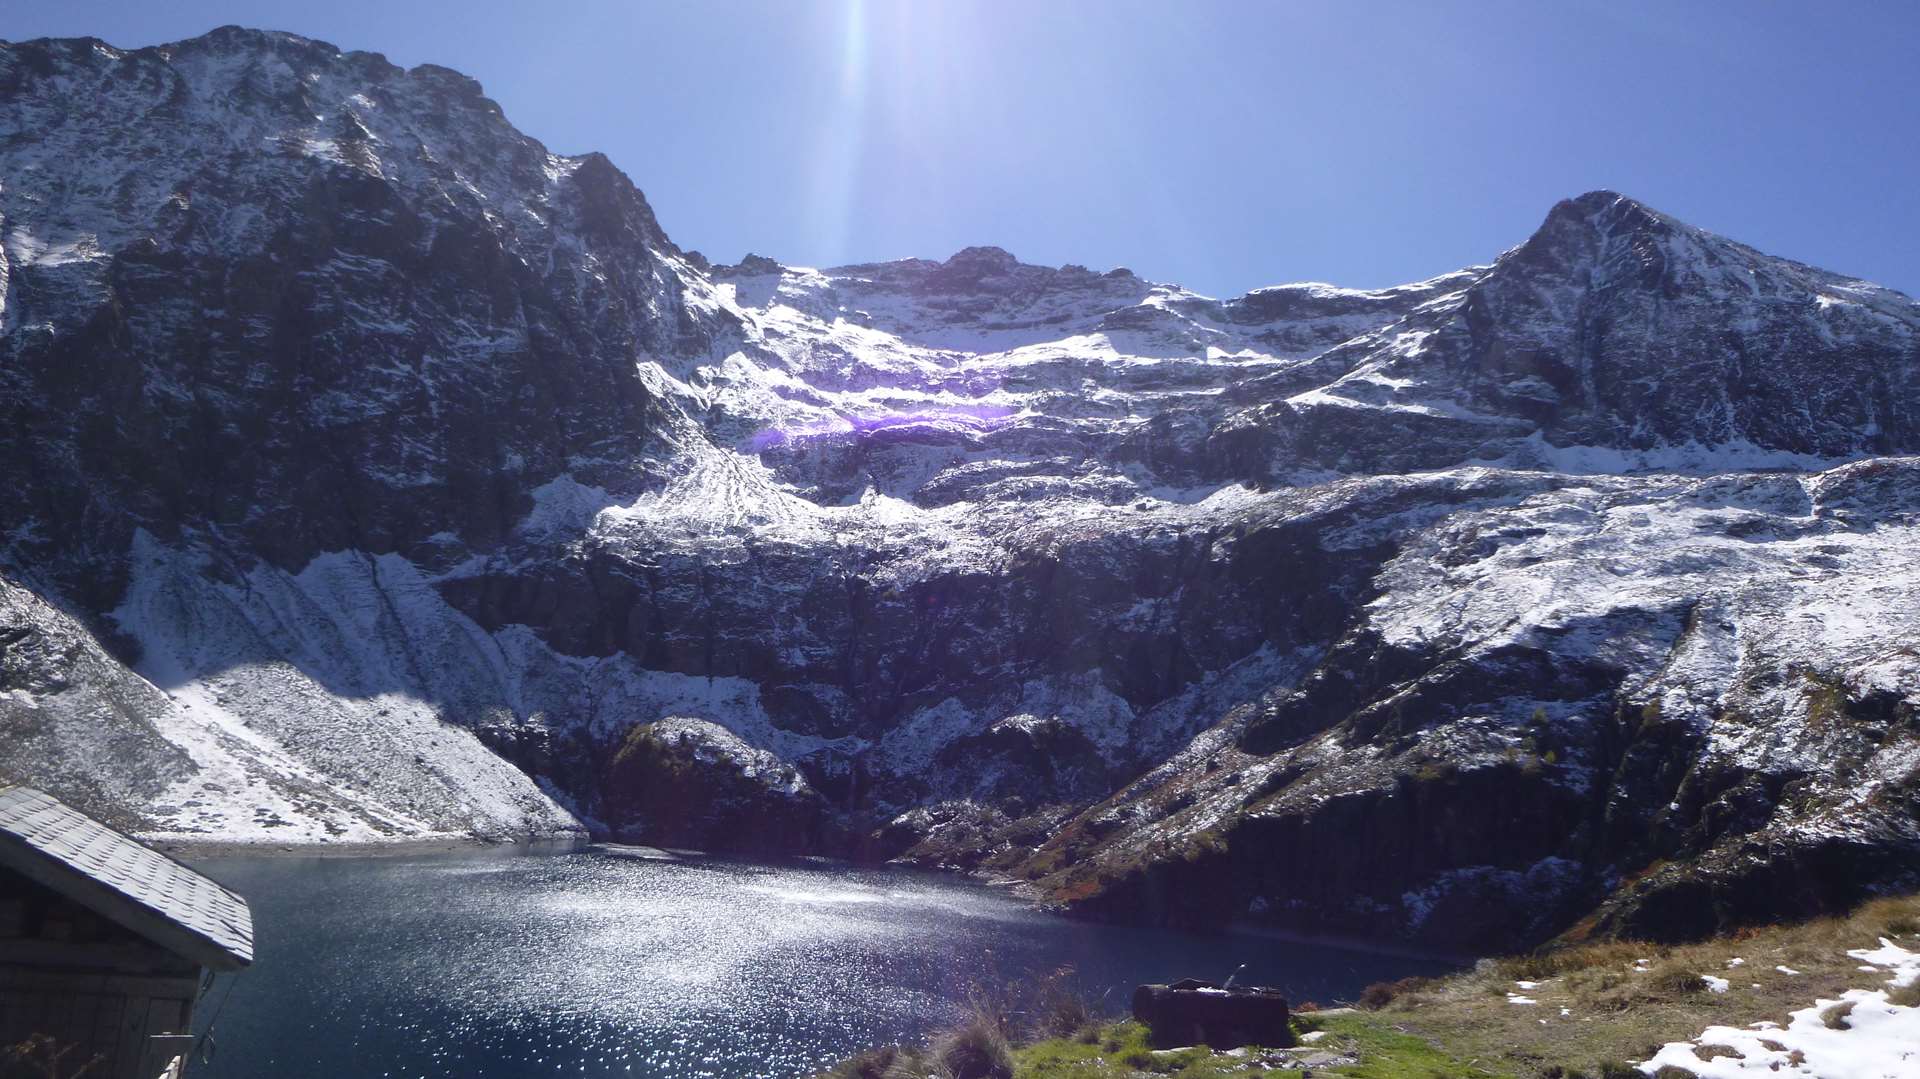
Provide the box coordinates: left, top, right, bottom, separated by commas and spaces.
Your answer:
184, 845, 1455, 1078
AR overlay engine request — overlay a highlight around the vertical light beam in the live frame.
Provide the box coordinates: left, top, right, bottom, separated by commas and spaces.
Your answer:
803, 0, 870, 263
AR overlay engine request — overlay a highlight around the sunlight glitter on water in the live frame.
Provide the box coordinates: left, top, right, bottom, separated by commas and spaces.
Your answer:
190, 848, 1452, 1079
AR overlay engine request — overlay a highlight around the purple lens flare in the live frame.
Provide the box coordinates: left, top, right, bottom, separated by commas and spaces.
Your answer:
747, 403, 1018, 452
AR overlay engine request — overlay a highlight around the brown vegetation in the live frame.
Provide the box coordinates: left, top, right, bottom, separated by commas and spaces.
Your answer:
2, 1036, 104, 1079
1353, 893, 1920, 1077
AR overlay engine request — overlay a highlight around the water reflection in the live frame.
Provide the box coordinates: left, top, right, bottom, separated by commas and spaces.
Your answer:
189, 848, 1452, 1078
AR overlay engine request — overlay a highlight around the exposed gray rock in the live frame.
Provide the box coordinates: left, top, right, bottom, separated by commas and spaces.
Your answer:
2, 26, 1917, 949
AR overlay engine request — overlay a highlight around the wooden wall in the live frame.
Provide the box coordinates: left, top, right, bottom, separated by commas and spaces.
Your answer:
1, 869, 200, 1079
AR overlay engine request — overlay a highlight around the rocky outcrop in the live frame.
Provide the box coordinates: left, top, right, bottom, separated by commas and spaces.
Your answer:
0, 576, 191, 832
0, 28, 728, 597
598, 718, 836, 857
2, 27, 1918, 951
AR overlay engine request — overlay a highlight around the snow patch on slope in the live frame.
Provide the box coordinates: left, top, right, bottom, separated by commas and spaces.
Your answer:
1639, 938, 1920, 1077
112, 533, 581, 843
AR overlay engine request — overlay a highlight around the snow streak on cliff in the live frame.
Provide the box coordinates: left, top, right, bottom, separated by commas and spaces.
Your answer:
3, 27, 1918, 949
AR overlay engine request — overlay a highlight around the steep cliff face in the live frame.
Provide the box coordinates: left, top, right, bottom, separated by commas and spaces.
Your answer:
3, 27, 1917, 951
1015, 463, 1920, 948
0, 29, 727, 598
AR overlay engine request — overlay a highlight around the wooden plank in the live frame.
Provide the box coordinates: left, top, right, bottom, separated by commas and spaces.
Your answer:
46, 992, 83, 1059
145, 996, 187, 1043
0, 897, 26, 936
138, 997, 189, 1078
0, 937, 190, 974
0, 965, 201, 999
92, 991, 126, 1072
72, 1000, 97, 1069
0, 973, 196, 1079
6, 990, 125, 1079
0, 987, 34, 1043
114, 991, 149, 1079
77, 997, 113, 1072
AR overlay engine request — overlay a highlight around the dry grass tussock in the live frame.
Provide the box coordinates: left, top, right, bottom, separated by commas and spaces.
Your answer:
1352, 892, 1920, 1077
818, 972, 1085, 1079
3, 1036, 105, 1079
819, 1013, 1013, 1079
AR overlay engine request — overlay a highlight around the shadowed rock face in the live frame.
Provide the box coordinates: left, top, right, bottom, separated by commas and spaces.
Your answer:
599, 718, 837, 857
0, 29, 726, 603
4, 28, 1920, 950
1440, 192, 1920, 455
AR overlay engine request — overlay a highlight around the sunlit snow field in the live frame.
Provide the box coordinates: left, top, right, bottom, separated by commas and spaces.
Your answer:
189, 847, 1452, 1078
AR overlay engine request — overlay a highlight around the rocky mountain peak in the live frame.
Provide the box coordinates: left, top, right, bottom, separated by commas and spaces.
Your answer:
4, 29, 1919, 956
944, 244, 1021, 268
183, 23, 327, 53
567, 151, 672, 248
1541, 188, 1668, 231
1503, 189, 1685, 283
718, 253, 786, 276
1338, 188, 1920, 459
920, 244, 1025, 291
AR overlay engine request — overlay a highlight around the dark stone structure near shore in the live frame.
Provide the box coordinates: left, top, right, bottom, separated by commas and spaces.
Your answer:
1131, 979, 1292, 1049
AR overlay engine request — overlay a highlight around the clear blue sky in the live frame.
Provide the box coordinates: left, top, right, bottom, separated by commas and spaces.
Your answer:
8, 1, 1918, 298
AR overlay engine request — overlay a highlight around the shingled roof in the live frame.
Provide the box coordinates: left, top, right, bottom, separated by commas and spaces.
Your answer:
0, 784, 253, 971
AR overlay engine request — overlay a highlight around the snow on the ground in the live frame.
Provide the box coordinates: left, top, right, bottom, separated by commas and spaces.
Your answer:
111, 532, 584, 843
1639, 938, 1920, 1078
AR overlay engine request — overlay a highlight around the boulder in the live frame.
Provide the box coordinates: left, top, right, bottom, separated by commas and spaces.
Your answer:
1130, 979, 1292, 1049
597, 717, 836, 856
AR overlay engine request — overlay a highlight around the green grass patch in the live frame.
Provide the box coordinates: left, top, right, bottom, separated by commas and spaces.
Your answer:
1013, 1021, 1232, 1077
1006, 1014, 1498, 1079
1310, 1014, 1501, 1079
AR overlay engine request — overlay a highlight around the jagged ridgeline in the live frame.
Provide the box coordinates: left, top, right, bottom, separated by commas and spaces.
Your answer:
3, 27, 1918, 952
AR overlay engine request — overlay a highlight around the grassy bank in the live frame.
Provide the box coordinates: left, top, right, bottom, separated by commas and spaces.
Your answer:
819, 894, 1920, 1078
1354, 893, 1920, 1076
823, 1010, 1497, 1079
1014, 1011, 1502, 1078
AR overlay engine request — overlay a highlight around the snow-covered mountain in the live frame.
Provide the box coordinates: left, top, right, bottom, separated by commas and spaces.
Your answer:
3, 27, 1917, 950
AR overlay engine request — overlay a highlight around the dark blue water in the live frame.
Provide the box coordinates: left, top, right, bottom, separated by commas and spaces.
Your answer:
185, 847, 1451, 1078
